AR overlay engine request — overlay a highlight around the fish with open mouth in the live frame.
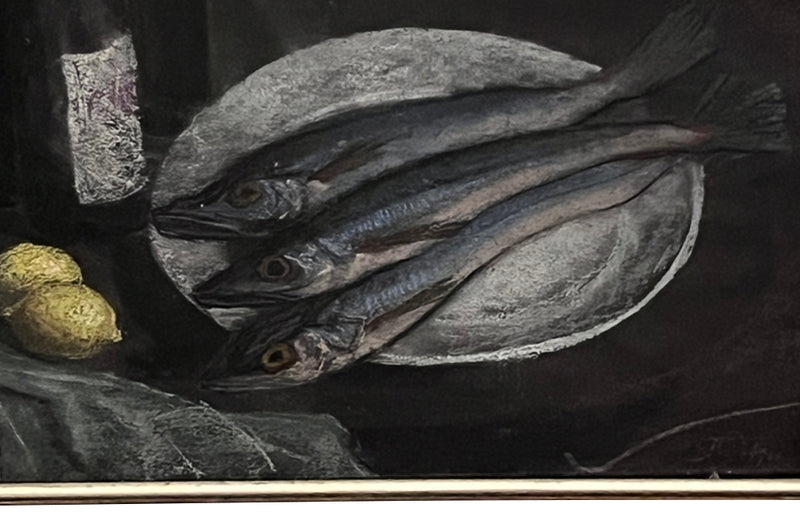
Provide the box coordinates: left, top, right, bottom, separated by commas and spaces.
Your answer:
152, 3, 716, 240
193, 82, 789, 307
204, 157, 687, 390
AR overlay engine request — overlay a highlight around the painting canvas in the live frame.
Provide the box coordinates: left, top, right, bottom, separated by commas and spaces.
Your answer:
0, 0, 798, 492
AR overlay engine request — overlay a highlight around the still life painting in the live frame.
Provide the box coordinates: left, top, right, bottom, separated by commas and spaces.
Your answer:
0, 0, 798, 491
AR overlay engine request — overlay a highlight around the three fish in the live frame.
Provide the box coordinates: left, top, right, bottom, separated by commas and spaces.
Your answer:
149, 3, 791, 390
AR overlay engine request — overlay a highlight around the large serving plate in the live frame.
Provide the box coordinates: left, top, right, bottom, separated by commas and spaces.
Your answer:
149, 28, 702, 364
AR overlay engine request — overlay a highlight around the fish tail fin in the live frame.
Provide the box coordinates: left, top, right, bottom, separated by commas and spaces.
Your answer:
694, 79, 791, 153
608, 1, 717, 98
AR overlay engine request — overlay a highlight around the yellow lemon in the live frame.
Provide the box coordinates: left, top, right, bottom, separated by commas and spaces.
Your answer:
7, 283, 122, 359
0, 243, 82, 315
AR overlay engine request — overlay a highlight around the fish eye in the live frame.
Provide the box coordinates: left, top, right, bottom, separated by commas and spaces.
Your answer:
226, 180, 264, 208
257, 256, 294, 281
261, 342, 297, 373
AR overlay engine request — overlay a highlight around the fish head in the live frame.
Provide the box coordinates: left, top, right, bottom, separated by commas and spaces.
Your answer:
192, 242, 336, 307
151, 177, 308, 239
205, 329, 334, 391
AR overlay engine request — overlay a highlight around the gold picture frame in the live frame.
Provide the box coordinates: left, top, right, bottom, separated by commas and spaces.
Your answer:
2, 479, 800, 504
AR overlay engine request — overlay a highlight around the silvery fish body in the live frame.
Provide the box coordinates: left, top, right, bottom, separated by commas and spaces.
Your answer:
376, 160, 701, 366
152, 3, 715, 240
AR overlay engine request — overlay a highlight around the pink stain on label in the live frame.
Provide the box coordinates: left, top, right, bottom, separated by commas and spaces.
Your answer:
60, 34, 145, 204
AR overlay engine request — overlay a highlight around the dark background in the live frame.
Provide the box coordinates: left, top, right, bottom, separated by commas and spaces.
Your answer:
1, 0, 799, 477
